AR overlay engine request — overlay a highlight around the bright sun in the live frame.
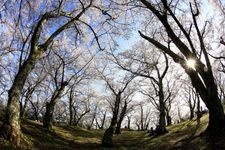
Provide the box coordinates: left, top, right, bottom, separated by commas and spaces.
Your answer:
186, 59, 196, 69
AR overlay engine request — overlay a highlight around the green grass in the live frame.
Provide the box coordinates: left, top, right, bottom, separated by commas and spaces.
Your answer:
0, 113, 225, 149
107, 114, 209, 150
21, 120, 104, 150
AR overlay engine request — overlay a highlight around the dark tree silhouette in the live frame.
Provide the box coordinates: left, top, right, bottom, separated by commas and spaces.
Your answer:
101, 74, 135, 147
138, 0, 225, 135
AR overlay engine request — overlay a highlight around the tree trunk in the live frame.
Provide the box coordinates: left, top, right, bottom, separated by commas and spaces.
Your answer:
139, 0, 225, 135
100, 111, 107, 129
196, 95, 201, 120
157, 83, 168, 135
115, 101, 127, 134
1, 89, 21, 147
158, 110, 167, 135
189, 71, 225, 135
140, 105, 144, 130
69, 94, 73, 126
30, 100, 40, 121
69, 101, 73, 126
43, 102, 55, 130
88, 106, 97, 130
101, 126, 114, 147
73, 107, 77, 126
20, 88, 34, 118
177, 106, 182, 122
145, 119, 150, 130
136, 122, 140, 131
205, 95, 225, 134
115, 121, 122, 134
127, 116, 131, 129
166, 111, 172, 126
102, 92, 121, 147
73, 108, 90, 126
34, 108, 39, 121
68, 86, 75, 126
43, 82, 67, 130
96, 118, 100, 129
189, 107, 195, 120
0, 47, 44, 146
0, 11, 56, 146
188, 88, 196, 120
96, 111, 106, 129
20, 97, 29, 118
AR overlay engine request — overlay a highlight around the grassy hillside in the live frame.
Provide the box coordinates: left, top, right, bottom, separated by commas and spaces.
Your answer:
0, 113, 225, 149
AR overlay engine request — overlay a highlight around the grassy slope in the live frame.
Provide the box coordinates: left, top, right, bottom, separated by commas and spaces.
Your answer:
113, 114, 209, 150
0, 113, 225, 150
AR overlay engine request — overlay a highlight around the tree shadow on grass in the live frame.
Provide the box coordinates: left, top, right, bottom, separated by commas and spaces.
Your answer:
57, 124, 104, 139
127, 119, 205, 150
111, 131, 149, 149
21, 119, 101, 150
169, 118, 225, 150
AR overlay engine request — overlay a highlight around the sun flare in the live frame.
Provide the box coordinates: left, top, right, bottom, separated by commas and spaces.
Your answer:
186, 59, 196, 69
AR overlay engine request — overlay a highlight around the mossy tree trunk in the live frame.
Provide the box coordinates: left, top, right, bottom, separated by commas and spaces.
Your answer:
0, 13, 48, 145
1, 46, 44, 146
